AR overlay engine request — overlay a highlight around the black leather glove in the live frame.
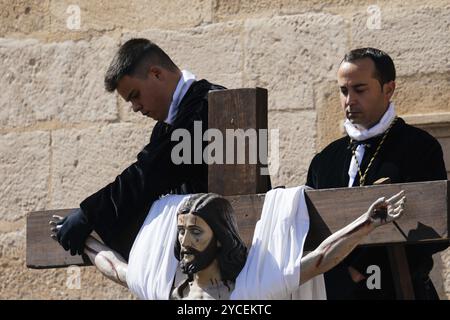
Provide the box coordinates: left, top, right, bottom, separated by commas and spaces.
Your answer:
56, 208, 93, 256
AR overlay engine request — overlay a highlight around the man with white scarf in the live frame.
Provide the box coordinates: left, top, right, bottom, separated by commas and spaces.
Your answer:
306, 47, 448, 299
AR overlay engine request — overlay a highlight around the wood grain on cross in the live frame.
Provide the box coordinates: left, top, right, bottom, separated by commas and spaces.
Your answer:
26, 88, 450, 300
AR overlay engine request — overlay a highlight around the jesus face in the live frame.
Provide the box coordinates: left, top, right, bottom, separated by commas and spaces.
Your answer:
177, 213, 218, 274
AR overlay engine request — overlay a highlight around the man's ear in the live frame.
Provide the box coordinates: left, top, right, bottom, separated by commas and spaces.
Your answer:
148, 65, 162, 79
383, 80, 396, 99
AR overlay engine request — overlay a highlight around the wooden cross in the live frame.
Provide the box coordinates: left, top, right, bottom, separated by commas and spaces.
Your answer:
26, 88, 450, 300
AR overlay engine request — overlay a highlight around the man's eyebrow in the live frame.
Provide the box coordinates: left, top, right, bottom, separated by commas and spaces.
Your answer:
352, 83, 368, 88
339, 83, 368, 88
339, 83, 368, 90
125, 90, 135, 102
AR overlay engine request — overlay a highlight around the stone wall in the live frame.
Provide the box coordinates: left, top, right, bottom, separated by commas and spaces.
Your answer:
1, 0, 449, 299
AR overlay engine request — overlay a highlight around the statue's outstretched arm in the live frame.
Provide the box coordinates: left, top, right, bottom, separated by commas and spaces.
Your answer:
299, 190, 405, 285
50, 216, 128, 287
83, 235, 128, 287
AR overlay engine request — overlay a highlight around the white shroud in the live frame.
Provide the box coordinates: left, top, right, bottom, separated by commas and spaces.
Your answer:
231, 186, 326, 300
126, 194, 190, 300
127, 188, 326, 300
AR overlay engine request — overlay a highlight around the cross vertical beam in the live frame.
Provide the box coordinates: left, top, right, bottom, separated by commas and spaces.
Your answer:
207, 88, 270, 195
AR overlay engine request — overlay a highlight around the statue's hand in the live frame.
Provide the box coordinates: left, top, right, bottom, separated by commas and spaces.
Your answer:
367, 190, 406, 228
49, 215, 64, 241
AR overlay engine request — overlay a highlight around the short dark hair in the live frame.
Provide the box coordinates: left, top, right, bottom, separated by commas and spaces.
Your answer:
174, 193, 248, 282
341, 47, 396, 87
104, 38, 178, 92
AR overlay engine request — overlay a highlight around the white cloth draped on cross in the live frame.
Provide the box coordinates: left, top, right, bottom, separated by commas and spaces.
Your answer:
231, 186, 325, 299
126, 194, 189, 300
126, 187, 325, 300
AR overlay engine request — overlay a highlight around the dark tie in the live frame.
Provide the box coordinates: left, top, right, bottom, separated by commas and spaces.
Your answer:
347, 135, 382, 150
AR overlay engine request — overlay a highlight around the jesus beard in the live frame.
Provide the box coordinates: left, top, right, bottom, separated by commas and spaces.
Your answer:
180, 238, 218, 275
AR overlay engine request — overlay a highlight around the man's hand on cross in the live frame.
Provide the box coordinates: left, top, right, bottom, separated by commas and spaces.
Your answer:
49, 215, 64, 243
49, 209, 93, 256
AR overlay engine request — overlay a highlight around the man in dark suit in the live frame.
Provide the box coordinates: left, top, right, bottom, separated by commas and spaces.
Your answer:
306, 47, 447, 299
55, 38, 225, 259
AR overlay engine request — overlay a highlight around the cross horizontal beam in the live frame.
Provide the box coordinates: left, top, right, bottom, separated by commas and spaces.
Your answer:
26, 180, 449, 269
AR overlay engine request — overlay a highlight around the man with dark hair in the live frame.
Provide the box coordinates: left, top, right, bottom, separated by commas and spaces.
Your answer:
55, 38, 225, 260
306, 47, 448, 299
104, 39, 179, 93
342, 47, 396, 89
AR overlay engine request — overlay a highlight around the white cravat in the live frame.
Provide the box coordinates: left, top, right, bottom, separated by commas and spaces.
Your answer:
164, 70, 196, 125
345, 102, 396, 187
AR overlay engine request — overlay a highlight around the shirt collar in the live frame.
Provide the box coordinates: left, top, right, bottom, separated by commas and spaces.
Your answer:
164, 70, 196, 125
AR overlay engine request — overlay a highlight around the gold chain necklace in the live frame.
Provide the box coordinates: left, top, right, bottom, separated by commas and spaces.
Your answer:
350, 117, 398, 186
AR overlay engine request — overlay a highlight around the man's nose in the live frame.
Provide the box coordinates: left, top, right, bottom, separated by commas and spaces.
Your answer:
345, 91, 356, 106
131, 101, 142, 113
